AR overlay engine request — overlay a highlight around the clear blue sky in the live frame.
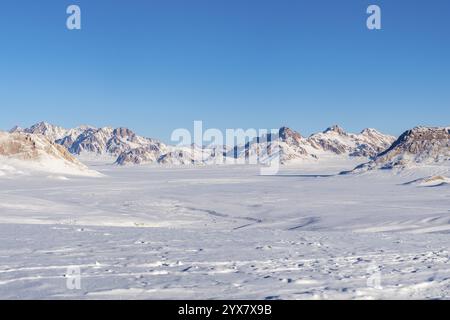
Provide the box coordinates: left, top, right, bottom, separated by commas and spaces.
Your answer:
0, 0, 449, 142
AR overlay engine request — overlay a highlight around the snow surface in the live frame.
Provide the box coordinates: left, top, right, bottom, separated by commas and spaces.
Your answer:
0, 156, 102, 178
0, 160, 449, 299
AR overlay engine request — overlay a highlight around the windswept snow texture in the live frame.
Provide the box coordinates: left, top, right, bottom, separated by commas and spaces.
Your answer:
0, 162, 449, 299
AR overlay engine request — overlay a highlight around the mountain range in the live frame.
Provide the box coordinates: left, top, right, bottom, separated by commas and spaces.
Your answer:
8, 122, 397, 166
3, 122, 449, 174
234, 125, 397, 165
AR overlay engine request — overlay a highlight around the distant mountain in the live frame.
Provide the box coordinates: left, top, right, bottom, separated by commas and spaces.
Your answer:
349, 126, 450, 172
56, 125, 96, 149
307, 125, 396, 158
158, 149, 198, 166
115, 144, 168, 165
234, 127, 316, 164
236, 125, 396, 165
15, 122, 166, 159
116, 144, 228, 166
16, 121, 68, 141
67, 127, 164, 157
13, 122, 397, 166
0, 131, 98, 176
8, 125, 23, 134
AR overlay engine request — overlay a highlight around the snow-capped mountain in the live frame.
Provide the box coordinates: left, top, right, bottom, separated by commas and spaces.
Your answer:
14, 122, 220, 166
115, 144, 168, 165
116, 144, 227, 166
307, 125, 396, 158
234, 127, 317, 164
155, 144, 221, 166
15, 122, 166, 159
350, 126, 450, 172
158, 150, 198, 166
56, 125, 96, 149
236, 125, 396, 165
12, 122, 69, 141
8, 125, 23, 134
13, 122, 397, 166
0, 131, 98, 176
67, 127, 164, 156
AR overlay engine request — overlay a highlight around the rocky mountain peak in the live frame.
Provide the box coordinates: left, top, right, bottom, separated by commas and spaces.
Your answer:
112, 127, 136, 139
279, 127, 302, 141
9, 125, 23, 133
361, 128, 381, 136
23, 121, 68, 141
28, 121, 57, 132
323, 125, 346, 135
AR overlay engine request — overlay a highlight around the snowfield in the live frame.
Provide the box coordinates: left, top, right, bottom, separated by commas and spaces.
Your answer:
0, 161, 449, 299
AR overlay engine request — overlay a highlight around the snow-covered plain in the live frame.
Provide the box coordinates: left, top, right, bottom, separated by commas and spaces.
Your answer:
0, 160, 449, 299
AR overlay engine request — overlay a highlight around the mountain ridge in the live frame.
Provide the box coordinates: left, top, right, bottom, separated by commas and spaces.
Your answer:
6, 122, 401, 166
347, 126, 450, 173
